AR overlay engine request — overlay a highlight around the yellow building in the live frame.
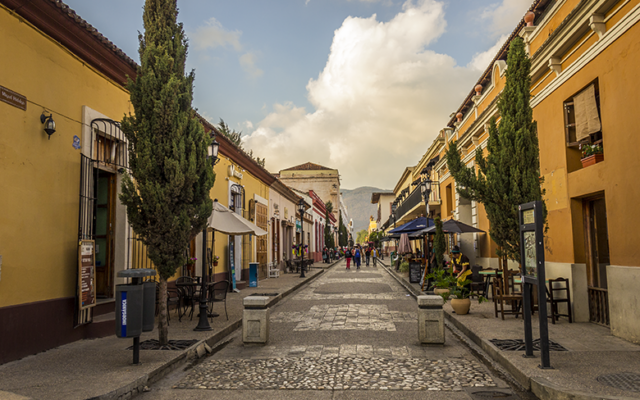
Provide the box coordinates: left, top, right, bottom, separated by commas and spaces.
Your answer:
0, 0, 138, 363
410, 0, 640, 342
200, 121, 274, 286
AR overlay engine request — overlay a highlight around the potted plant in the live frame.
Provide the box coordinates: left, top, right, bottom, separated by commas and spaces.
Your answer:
449, 278, 488, 315
426, 267, 456, 299
185, 257, 197, 277
398, 260, 410, 276
580, 143, 604, 168
213, 255, 219, 267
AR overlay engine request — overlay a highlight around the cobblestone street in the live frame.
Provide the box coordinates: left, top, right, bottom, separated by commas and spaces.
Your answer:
139, 261, 517, 399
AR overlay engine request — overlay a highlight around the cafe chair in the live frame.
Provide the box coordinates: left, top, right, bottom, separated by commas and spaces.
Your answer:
492, 271, 522, 320
547, 277, 573, 324
469, 265, 485, 298
206, 280, 229, 321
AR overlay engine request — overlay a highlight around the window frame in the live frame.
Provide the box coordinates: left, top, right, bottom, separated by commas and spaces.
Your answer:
563, 79, 603, 148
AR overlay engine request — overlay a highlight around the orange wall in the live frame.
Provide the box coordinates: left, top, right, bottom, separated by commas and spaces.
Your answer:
534, 21, 640, 266
529, 0, 582, 55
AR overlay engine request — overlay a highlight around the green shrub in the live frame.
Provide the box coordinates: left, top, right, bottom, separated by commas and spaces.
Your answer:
399, 261, 410, 272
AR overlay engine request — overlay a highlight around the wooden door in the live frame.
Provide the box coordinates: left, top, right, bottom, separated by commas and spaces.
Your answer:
583, 195, 610, 326
256, 203, 268, 278
95, 172, 115, 298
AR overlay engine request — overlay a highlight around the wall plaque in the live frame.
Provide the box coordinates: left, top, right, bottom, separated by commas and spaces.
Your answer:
0, 85, 27, 111
78, 240, 96, 310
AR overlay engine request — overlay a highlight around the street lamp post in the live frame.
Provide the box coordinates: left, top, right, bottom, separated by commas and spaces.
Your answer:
195, 135, 219, 332
420, 167, 433, 270
298, 198, 306, 278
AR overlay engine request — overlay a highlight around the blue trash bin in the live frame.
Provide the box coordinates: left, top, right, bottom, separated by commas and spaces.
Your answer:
249, 262, 259, 287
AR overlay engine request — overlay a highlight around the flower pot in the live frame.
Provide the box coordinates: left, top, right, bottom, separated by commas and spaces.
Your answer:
581, 153, 604, 168
213, 261, 219, 267
434, 288, 450, 296
451, 298, 471, 315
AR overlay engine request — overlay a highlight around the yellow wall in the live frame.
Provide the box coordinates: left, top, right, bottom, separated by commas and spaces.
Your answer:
529, 0, 582, 56
534, 21, 640, 267
208, 155, 270, 278
0, 7, 131, 307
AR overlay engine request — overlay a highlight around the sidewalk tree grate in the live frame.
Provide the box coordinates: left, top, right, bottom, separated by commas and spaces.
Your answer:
251, 293, 279, 296
489, 339, 568, 351
127, 339, 199, 351
597, 372, 640, 392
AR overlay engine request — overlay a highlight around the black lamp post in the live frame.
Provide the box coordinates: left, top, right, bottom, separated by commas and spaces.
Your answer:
420, 167, 433, 271
298, 198, 306, 278
195, 135, 220, 332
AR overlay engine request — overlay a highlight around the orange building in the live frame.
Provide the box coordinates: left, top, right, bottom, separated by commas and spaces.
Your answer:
395, 0, 640, 343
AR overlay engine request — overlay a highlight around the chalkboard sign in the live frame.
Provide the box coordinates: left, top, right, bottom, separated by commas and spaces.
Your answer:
409, 262, 422, 283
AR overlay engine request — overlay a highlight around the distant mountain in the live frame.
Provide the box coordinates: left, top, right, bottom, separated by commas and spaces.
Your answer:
341, 186, 392, 234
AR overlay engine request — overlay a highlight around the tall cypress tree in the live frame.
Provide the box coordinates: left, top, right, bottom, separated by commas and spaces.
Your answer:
445, 37, 544, 264
120, 0, 214, 345
324, 201, 335, 249
433, 216, 446, 269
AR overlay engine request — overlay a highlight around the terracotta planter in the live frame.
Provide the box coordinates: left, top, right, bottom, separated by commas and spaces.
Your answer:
451, 298, 471, 315
581, 153, 604, 168
213, 261, 219, 267
434, 288, 450, 296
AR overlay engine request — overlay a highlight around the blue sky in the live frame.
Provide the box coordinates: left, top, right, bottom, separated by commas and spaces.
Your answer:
63, 0, 531, 189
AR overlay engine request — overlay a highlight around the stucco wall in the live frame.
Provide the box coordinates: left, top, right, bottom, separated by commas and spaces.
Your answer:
0, 8, 131, 307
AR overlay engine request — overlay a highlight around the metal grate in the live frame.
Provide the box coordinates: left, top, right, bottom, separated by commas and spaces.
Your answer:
588, 287, 609, 326
127, 339, 199, 351
597, 373, 640, 392
490, 339, 568, 351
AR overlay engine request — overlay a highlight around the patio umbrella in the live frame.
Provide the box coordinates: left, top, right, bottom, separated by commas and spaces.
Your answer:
207, 200, 267, 236
398, 233, 412, 254
442, 219, 484, 234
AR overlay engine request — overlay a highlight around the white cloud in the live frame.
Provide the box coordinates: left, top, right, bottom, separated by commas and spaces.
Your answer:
243, 0, 483, 188
191, 17, 242, 51
191, 18, 263, 79
239, 52, 264, 79
467, 34, 508, 71
479, 0, 531, 37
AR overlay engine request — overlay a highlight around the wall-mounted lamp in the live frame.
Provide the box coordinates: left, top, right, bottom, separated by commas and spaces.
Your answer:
40, 112, 56, 140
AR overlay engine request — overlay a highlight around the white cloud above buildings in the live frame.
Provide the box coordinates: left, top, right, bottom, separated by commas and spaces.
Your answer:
479, 0, 532, 37
191, 17, 262, 79
243, 0, 484, 189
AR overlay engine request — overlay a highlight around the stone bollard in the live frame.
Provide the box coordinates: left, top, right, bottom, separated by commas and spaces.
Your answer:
417, 295, 445, 344
243, 296, 270, 344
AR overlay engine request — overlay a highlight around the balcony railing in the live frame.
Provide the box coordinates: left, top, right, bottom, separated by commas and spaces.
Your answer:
395, 187, 423, 220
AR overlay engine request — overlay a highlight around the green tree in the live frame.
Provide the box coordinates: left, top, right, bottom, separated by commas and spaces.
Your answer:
120, 0, 214, 345
445, 37, 544, 264
217, 118, 242, 147
218, 118, 266, 167
433, 216, 446, 268
338, 212, 348, 247
356, 229, 368, 244
324, 201, 335, 249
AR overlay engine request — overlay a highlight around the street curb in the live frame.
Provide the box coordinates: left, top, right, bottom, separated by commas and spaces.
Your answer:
379, 263, 638, 400
95, 267, 328, 400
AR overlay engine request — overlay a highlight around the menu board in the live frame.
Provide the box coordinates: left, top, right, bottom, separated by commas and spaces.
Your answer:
78, 240, 96, 310
523, 231, 537, 278
409, 262, 422, 283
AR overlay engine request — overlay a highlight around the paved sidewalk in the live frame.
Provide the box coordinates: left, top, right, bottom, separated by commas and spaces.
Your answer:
0, 261, 334, 400
378, 259, 640, 400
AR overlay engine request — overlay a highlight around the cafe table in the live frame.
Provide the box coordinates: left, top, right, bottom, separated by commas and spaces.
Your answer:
479, 270, 502, 298
176, 281, 218, 320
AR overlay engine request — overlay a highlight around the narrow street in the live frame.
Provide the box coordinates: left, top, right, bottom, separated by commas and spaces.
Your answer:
139, 260, 522, 399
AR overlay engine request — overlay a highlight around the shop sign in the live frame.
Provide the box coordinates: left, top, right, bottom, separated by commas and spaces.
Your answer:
0, 85, 27, 111
78, 240, 96, 310
228, 164, 243, 180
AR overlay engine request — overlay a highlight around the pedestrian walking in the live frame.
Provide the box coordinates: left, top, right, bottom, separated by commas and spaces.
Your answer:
365, 246, 371, 266
322, 246, 328, 263
354, 246, 361, 269
345, 247, 353, 269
